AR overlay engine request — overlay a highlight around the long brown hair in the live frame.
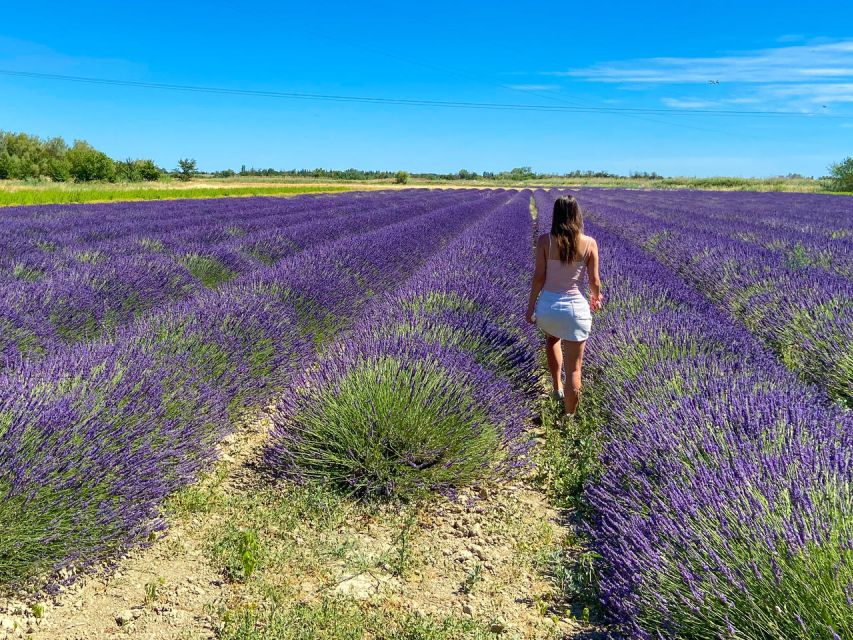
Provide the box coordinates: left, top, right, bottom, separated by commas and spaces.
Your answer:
550, 195, 583, 263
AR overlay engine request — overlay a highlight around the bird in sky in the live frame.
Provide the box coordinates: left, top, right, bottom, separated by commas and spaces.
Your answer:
708, 80, 721, 85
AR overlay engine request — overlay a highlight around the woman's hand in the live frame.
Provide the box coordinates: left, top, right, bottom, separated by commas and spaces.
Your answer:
525, 308, 536, 324
590, 293, 604, 312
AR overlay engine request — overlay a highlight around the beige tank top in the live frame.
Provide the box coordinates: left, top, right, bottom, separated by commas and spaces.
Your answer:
543, 234, 590, 295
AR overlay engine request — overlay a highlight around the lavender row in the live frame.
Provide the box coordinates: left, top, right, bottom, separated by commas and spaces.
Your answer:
0, 190, 381, 261
529, 188, 853, 637
0, 190, 509, 585
0, 189, 460, 273
579, 188, 852, 277
266, 191, 538, 496
0, 190, 486, 364
577, 189, 852, 407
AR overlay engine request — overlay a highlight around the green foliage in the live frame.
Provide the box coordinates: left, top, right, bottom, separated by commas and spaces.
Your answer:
394, 170, 410, 184
176, 158, 198, 182
827, 156, 853, 192
459, 563, 483, 594
214, 526, 263, 582
66, 141, 116, 182
144, 577, 165, 605
0, 131, 70, 180
181, 254, 236, 288
115, 158, 162, 182
282, 356, 502, 499
0, 185, 351, 206
219, 598, 493, 640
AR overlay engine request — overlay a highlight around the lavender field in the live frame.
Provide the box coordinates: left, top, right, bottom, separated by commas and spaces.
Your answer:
0, 188, 850, 639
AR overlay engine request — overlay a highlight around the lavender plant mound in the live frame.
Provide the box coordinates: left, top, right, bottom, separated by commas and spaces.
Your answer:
530, 187, 853, 638
0, 189, 487, 363
267, 191, 538, 497
0, 189, 509, 585
578, 189, 852, 407
267, 336, 527, 499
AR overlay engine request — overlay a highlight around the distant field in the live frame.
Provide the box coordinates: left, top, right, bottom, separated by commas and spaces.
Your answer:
0, 182, 356, 206
1, 173, 844, 206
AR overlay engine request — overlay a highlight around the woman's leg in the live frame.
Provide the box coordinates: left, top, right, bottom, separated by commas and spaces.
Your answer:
545, 334, 563, 394
562, 339, 586, 415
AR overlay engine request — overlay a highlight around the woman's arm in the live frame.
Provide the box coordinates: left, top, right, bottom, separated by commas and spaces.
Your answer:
587, 238, 603, 310
525, 235, 547, 323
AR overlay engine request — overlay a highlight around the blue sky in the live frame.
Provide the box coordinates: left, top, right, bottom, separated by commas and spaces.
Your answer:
1, 0, 851, 176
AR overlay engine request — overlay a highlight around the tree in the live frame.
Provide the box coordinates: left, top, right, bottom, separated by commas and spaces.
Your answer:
137, 159, 162, 181
827, 157, 853, 192
176, 158, 197, 182
394, 170, 409, 184
66, 141, 116, 182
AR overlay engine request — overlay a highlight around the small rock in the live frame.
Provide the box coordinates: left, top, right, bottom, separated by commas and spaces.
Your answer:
115, 609, 135, 626
467, 544, 487, 561
334, 574, 382, 599
489, 620, 507, 634
0, 616, 15, 630
222, 433, 238, 445
456, 550, 474, 563
219, 453, 236, 464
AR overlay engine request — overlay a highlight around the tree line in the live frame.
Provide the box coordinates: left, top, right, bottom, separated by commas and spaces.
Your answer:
0, 131, 164, 182
2, 130, 849, 191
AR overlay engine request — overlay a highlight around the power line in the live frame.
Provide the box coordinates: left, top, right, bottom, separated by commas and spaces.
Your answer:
1, 69, 850, 120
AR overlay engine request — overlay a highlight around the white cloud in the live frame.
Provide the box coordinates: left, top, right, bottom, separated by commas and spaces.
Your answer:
547, 40, 853, 84
505, 84, 560, 91
763, 82, 853, 104
661, 98, 718, 109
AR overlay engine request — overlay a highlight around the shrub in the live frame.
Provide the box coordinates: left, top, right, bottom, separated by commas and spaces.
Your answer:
394, 170, 409, 184
66, 141, 116, 182
827, 156, 853, 192
267, 337, 528, 499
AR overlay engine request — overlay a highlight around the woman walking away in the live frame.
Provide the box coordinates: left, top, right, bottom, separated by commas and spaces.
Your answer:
525, 195, 602, 418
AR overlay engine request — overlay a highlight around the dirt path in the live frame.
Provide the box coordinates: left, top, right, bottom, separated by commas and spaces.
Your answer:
2, 403, 602, 640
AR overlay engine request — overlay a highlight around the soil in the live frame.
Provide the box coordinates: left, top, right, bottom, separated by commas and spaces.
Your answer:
1, 407, 605, 640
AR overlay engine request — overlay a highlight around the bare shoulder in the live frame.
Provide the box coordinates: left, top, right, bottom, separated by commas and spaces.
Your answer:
583, 234, 598, 250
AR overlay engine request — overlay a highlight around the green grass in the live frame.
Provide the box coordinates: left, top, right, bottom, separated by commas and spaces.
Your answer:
218, 598, 496, 640
0, 184, 352, 206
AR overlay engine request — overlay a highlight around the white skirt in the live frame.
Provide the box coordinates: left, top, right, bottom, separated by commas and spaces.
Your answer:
535, 290, 592, 341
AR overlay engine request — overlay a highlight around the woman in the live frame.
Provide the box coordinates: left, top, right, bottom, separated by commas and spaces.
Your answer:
525, 195, 602, 418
